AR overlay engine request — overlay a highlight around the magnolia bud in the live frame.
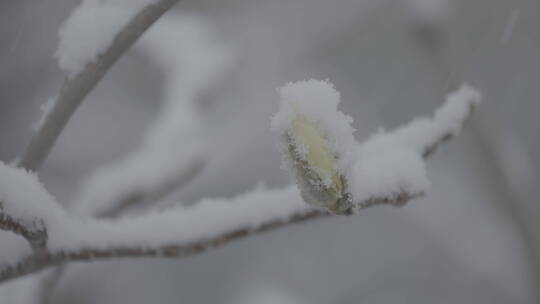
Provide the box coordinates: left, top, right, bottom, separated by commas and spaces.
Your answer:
285, 113, 352, 214
271, 80, 356, 214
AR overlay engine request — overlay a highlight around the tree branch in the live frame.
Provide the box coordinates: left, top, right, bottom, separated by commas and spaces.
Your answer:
1, 201, 384, 283
0, 186, 452, 284
0, 84, 479, 285
0, 211, 47, 254
0, 114, 472, 284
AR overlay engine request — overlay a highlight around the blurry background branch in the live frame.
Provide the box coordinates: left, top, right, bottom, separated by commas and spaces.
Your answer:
16, 0, 182, 171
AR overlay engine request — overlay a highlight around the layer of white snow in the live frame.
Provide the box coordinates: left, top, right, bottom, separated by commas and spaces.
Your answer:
0, 163, 63, 232
271, 79, 357, 175
369, 84, 482, 156
349, 85, 481, 203
56, 0, 159, 77
0, 161, 309, 266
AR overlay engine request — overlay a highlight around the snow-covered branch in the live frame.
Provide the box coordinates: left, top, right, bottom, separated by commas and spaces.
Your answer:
272, 80, 480, 213
0, 168, 50, 254
0, 184, 314, 283
0, 84, 480, 283
0, 184, 415, 283
0, 211, 46, 254
17, 0, 182, 171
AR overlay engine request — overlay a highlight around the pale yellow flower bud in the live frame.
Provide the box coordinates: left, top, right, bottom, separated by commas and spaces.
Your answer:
286, 112, 352, 214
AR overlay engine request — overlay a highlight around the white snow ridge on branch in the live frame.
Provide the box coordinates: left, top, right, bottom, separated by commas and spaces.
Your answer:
0, 82, 480, 283
56, 0, 161, 77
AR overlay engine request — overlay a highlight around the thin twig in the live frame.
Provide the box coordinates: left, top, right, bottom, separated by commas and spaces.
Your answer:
0, 210, 47, 254
100, 158, 205, 218
0, 209, 327, 283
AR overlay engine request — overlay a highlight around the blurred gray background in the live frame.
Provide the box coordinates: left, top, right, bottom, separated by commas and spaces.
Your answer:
1, 0, 539, 303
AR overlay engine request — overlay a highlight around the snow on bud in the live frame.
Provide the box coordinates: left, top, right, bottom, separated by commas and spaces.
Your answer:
271, 80, 356, 214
